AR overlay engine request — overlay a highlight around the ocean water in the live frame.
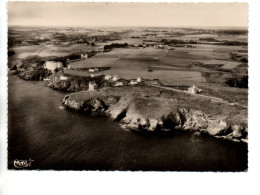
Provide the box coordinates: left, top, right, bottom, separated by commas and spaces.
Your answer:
8, 75, 247, 171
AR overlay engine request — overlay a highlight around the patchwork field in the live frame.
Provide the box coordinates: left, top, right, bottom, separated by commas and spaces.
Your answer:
67, 44, 247, 86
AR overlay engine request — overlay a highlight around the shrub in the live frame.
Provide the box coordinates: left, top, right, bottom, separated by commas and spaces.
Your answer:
226, 76, 248, 88
8, 50, 15, 56
240, 58, 248, 63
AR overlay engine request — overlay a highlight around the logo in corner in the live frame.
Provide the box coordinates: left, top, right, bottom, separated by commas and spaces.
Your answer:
11, 159, 34, 168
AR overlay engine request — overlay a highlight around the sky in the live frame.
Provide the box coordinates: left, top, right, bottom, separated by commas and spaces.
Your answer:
8, 2, 248, 27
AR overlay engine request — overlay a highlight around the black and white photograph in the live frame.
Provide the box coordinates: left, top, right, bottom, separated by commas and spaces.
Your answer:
6, 2, 249, 171
3, 0, 260, 194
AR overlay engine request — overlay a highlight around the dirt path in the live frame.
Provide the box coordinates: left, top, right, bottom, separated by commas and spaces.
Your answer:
147, 84, 247, 108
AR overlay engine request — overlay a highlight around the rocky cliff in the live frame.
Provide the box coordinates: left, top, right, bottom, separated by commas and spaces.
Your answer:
62, 86, 248, 143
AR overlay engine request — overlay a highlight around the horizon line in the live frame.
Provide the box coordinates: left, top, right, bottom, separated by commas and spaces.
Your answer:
8, 24, 248, 29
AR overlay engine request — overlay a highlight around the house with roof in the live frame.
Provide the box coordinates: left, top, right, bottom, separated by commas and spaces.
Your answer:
88, 68, 95, 73
187, 85, 202, 94
89, 81, 98, 91
115, 81, 124, 87
81, 54, 88, 59
137, 77, 143, 83
130, 79, 138, 85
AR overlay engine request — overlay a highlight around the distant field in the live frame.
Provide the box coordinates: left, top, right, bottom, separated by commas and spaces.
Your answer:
59, 43, 247, 86
102, 69, 206, 86
12, 44, 98, 59
64, 70, 91, 77
106, 38, 143, 45
67, 44, 247, 86
199, 59, 241, 69
67, 47, 209, 85
69, 57, 120, 69
177, 34, 248, 43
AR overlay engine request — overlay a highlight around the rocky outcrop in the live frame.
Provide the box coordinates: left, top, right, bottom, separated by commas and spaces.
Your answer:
62, 86, 248, 143
18, 67, 51, 81
45, 72, 89, 92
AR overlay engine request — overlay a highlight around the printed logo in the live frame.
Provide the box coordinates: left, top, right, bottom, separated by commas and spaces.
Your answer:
11, 159, 34, 168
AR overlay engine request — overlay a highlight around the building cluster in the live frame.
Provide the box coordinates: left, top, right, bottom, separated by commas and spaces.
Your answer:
129, 43, 176, 50
104, 74, 144, 87
87, 75, 144, 91
43, 61, 160, 92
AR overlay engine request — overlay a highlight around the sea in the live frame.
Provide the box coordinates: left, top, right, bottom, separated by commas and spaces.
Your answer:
8, 75, 248, 171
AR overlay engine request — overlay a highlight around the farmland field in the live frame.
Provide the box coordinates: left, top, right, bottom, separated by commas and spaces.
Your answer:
68, 44, 247, 86
12, 44, 101, 59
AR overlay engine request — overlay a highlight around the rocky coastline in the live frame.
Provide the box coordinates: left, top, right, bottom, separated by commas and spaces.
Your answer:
62, 86, 248, 143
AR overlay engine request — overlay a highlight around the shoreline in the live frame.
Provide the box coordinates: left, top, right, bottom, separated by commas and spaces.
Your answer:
8, 71, 248, 144
61, 85, 248, 143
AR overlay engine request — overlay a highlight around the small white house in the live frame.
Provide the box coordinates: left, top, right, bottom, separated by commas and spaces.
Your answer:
104, 75, 112, 80
137, 77, 143, 83
44, 61, 63, 72
60, 75, 68, 81
130, 80, 138, 85
115, 81, 124, 87
88, 68, 95, 73
94, 68, 99, 72
81, 54, 88, 59
89, 82, 97, 91
187, 85, 202, 94
112, 75, 119, 81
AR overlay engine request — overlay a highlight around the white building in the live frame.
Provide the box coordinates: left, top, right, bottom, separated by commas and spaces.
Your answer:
130, 80, 138, 85
104, 75, 112, 80
115, 81, 124, 87
60, 75, 68, 81
137, 77, 143, 83
187, 85, 202, 94
112, 75, 120, 81
81, 54, 88, 59
89, 82, 97, 91
44, 61, 63, 72
88, 68, 95, 73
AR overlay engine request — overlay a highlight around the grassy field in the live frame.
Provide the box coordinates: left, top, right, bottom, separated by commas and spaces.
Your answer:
103, 69, 205, 86
69, 57, 120, 69
67, 44, 247, 86
12, 44, 99, 59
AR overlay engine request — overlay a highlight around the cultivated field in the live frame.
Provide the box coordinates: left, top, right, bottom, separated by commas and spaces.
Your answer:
68, 44, 247, 86
12, 44, 100, 59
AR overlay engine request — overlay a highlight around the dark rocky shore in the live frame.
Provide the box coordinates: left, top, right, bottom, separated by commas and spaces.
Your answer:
62, 86, 248, 143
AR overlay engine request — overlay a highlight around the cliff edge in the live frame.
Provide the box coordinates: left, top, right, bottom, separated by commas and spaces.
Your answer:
62, 86, 248, 143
